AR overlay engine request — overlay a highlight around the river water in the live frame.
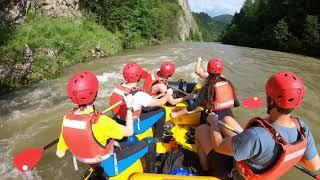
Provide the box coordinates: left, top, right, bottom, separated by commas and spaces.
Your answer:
0, 42, 319, 179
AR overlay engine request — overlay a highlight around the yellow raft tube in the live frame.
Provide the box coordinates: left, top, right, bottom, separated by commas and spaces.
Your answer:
108, 103, 210, 180
108, 83, 217, 180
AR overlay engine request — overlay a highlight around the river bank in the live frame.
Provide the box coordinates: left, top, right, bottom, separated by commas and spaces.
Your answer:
0, 0, 201, 94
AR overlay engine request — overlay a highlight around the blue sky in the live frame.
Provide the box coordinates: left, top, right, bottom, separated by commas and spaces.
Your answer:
188, 0, 246, 17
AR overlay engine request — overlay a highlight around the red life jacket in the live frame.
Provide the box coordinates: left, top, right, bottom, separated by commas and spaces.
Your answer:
143, 69, 168, 96
206, 81, 235, 111
62, 112, 114, 164
236, 117, 307, 180
109, 84, 142, 120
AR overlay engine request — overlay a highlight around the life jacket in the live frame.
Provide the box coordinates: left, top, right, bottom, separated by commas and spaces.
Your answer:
109, 84, 142, 120
236, 117, 307, 180
143, 69, 168, 96
62, 112, 114, 164
206, 81, 235, 111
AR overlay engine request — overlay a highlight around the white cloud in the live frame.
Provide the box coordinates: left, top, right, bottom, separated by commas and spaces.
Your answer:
188, 0, 245, 16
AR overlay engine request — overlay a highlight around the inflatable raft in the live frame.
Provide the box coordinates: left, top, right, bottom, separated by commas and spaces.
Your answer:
84, 81, 219, 180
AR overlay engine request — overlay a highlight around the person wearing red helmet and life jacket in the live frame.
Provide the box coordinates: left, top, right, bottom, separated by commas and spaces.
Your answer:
110, 62, 174, 142
143, 61, 194, 105
171, 57, 239, 128
56, 71, 158, 177
198, 72, 320, 179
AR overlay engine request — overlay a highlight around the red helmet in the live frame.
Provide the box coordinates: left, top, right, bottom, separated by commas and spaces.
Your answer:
160, 61, 176, 77
123, 62, 142, 83
265, 72, 304, 109
207, 58, 224, 74
67, 71, 99, 105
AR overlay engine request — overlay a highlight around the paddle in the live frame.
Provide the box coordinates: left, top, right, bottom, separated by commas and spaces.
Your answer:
13, 93, 165, 172
167, 85, 263, 109
13, 138, 59, 172
217, 120, 320, 179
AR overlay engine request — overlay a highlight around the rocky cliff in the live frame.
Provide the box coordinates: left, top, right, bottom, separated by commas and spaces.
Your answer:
0, 0, 81, 25
177, 0, 201, 41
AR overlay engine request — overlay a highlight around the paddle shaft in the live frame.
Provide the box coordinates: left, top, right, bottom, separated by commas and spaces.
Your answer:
168, 84, 259, 106
103, 92, 165, 114
43, 138, 59, 150
218, 121, 319, 179
168, 85, 189, 95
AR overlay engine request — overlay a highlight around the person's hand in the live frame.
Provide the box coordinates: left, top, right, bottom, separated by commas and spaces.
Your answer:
166, 88, 173, 96
197, 57, 203, 63
56, 150, 65, 158
124, 94, 134, 108
185, 93, 197, 100
207, 112, 219, 127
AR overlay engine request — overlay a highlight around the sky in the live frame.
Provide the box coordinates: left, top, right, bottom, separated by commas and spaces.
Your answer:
188, 0, 246, 17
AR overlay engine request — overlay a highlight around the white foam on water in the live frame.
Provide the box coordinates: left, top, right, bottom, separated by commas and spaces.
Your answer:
97, 72, 121, 82
175, 62, 197, 73
9, 110, 26, 120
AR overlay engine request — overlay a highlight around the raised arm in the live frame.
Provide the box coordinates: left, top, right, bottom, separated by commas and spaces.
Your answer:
195, 57, 209, 79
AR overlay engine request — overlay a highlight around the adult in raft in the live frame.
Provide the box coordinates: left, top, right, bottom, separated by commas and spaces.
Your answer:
200, 72, 320, 179
143, 61, 193, 105
56, 71, 157, 178
110, 62, 173, 141
171, 57, 240, 128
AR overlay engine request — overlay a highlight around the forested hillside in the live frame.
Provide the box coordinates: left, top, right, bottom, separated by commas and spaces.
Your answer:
213, 14, 233, 24
193, 12, 227, 41
222, 0, 320, 57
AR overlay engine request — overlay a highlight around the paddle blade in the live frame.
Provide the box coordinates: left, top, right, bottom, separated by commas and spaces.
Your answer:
141, 69, 149, 80
13, 148, 44, 172
241, 96, 263, 109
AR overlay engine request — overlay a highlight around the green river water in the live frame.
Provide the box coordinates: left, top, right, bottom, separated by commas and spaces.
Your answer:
0, 42, 319, 179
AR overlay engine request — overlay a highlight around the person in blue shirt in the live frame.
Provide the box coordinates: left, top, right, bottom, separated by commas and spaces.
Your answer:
196, 72, 320, 179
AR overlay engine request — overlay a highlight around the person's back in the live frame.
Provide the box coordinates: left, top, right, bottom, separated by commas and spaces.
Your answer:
56, 71, 158, 178
233, 117, 317, 172
205, 71, 320, 179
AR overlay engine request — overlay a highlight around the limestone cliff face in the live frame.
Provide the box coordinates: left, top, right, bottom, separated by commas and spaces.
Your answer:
177, 0, 201, 41
0, 0, 81, 25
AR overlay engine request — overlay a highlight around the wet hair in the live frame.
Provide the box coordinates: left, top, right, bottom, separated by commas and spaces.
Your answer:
267, 97, 294, 115
196, 73, 230, 107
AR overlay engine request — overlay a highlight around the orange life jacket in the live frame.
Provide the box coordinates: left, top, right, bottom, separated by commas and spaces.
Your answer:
109, 84, 142, 120
236, 117, 307, 180
62, 112, 114, 164
206, 81, 235, 111
143, 69, 168, 96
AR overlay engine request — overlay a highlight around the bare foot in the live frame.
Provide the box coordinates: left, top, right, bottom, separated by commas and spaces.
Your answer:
171, 112, 178, 118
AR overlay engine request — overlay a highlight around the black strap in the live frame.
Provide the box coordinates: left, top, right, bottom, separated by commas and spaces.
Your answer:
253, 118, 286, 144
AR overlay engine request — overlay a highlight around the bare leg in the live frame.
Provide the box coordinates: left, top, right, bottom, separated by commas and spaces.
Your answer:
171, 108, 189, 118
168, 95, 184, 105
195, 124, 213, 172
220, 116, 244, 137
